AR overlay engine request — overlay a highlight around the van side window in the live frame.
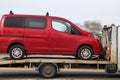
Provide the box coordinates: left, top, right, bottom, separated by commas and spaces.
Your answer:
52, 19, 71, 33
52, 19, 80, 35
4, 17, 25, 28
26, 18, 47, 28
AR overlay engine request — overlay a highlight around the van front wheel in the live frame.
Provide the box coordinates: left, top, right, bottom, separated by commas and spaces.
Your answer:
9, 45, 25, 60
77, 46, 93, 60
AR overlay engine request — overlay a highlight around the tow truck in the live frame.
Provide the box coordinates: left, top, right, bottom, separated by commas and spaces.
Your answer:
0, 25, 119, 78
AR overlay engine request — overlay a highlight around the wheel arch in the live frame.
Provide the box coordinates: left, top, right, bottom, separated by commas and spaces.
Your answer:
7, 42, 25, 53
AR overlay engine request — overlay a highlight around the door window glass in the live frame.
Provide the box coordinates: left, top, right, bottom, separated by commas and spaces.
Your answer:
52, 19, 71, 33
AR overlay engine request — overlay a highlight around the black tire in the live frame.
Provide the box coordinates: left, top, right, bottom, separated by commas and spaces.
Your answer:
9, 45, 25, 60
105, 64, 117, 73
77, 46, 93, 60
39, 63, 57, 78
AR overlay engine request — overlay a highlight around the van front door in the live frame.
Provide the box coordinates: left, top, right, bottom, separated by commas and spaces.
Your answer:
49, 18, 79, 55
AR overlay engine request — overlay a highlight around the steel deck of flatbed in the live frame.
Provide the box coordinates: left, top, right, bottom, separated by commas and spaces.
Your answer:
0, 57, 108, 73
0, 57, 113, 65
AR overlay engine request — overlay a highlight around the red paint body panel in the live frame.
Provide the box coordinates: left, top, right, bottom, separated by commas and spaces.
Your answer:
0, 14, 102, 56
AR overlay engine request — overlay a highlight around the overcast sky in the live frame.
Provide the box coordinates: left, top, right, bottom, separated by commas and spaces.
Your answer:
0, 0, 120, 25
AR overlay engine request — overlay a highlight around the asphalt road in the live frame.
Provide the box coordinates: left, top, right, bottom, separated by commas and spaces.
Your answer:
0, 71, 120, 80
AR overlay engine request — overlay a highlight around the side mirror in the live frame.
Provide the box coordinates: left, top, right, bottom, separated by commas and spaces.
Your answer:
71, 27, 81, 35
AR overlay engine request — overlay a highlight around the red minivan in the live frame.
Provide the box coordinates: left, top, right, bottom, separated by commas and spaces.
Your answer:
0, 13, 102, 60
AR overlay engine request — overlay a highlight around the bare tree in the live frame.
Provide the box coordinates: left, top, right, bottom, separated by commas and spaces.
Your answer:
84, 20, 103, 40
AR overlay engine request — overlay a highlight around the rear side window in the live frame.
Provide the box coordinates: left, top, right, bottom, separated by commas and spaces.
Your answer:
26, 18, 47, 28
4, 17, 25, 28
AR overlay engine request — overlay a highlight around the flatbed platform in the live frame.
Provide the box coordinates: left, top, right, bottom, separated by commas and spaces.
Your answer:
0, 67, 105, 72
0, 56, 112, 65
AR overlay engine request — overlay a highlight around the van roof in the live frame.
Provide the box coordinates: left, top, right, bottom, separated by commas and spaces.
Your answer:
3, 14, 65, 20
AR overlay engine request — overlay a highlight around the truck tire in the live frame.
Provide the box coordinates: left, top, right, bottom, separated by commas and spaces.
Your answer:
39, 63, 57, 78
77, 46, 93, 60
9, 45, 25, 60
105, 64, 117, 73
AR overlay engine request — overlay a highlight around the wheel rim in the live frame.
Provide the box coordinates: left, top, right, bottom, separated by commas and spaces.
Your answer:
81, 48, 91, 59
11, 48, 23, 59
43, 66, 53, 75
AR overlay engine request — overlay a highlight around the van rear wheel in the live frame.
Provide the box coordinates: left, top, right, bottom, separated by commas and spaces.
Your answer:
9, 45, 25, 60
77, 46, 93, 60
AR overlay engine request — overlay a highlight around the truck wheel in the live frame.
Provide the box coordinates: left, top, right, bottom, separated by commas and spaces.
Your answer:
9, 45, 25, 60
105, 64, 117, 73
77, 46, 93, 60
39, 63, 57, 78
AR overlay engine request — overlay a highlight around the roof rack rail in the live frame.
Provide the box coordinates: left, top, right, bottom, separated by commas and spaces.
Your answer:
46, 12, 49, 16
9, 10, 14, 15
